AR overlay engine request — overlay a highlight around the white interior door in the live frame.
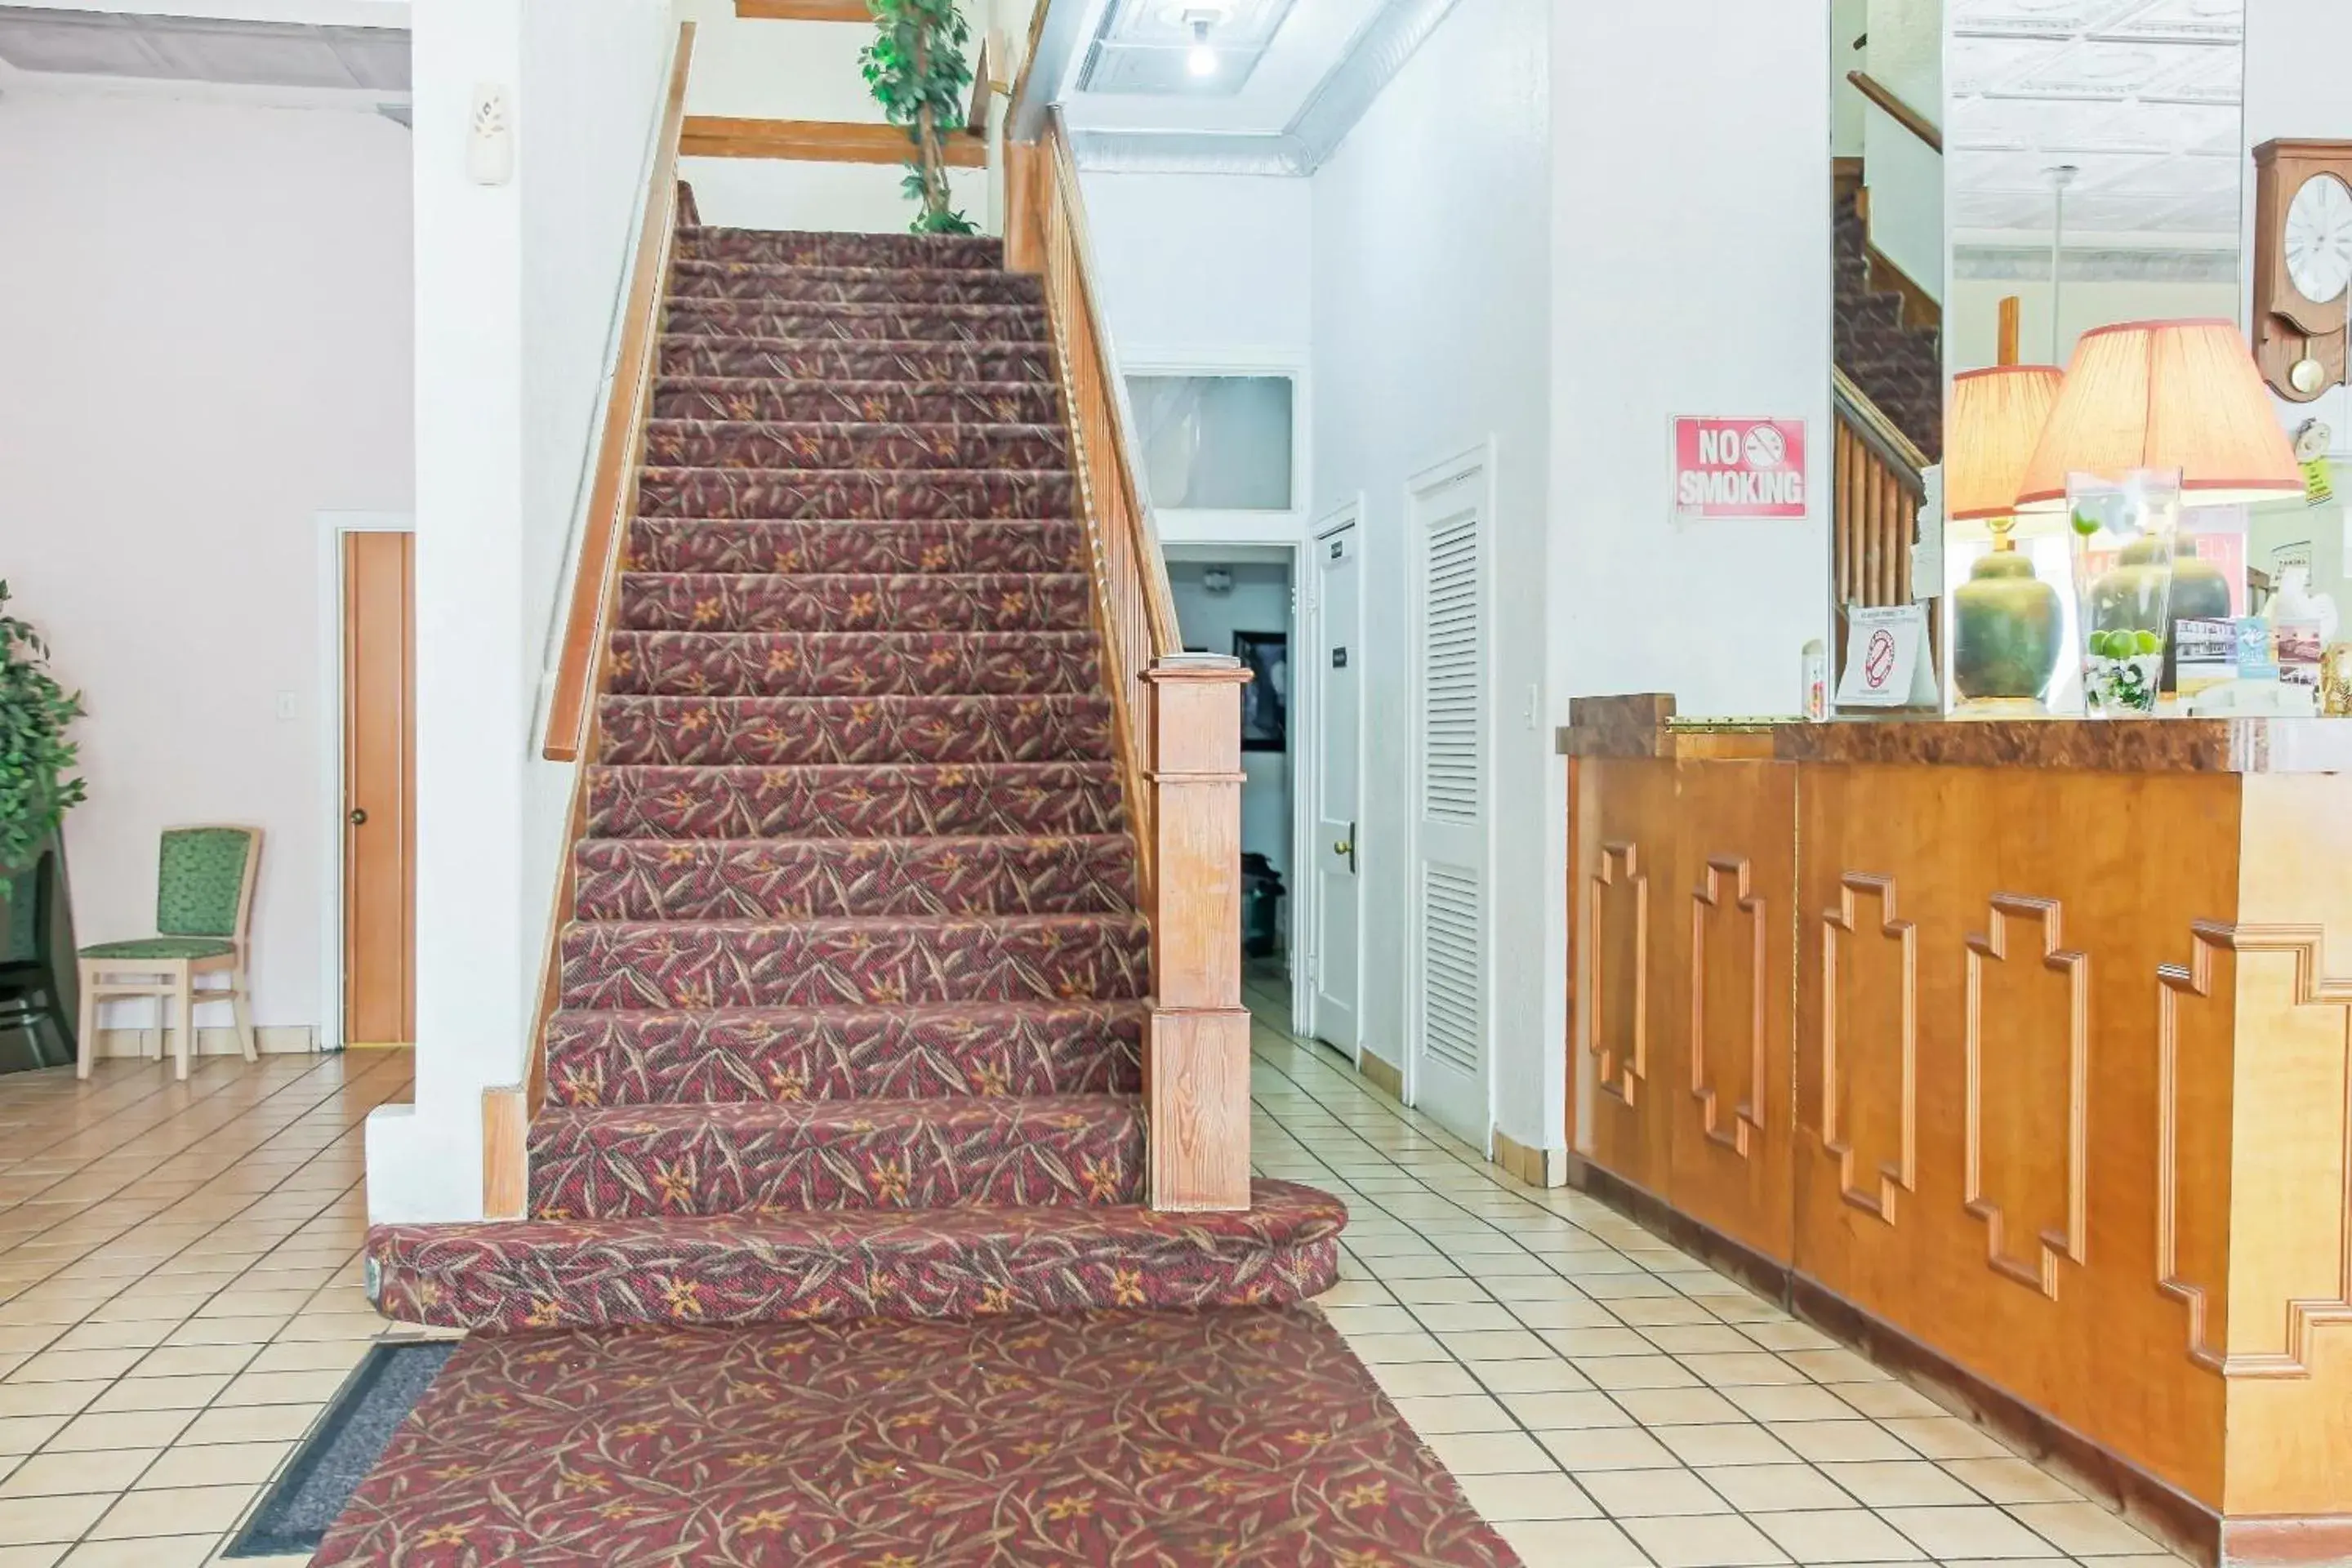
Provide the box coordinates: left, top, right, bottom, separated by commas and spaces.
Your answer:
1309, 517, 1362, 1054
1410, 456, 1494, 1143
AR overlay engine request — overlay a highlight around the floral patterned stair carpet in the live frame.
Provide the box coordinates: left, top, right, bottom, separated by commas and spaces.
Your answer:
364, 225, 1346, 1332
313, 1306, 1517, 1567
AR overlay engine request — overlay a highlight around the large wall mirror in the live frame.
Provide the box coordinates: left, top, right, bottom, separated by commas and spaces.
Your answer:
1940, 0, 2255, 713
1829, 2, 1947, 670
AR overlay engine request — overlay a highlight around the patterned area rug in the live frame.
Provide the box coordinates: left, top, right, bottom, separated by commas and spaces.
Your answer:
314, 1306, 1518, 1567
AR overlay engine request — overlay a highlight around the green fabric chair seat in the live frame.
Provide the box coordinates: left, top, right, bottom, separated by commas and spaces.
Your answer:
79, 938, 236, 961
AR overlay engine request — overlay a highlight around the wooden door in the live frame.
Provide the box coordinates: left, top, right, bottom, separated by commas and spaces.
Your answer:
342, 530, 415, 1046
1309, 518, 1363, 1054
1408, 459, 1494, 1143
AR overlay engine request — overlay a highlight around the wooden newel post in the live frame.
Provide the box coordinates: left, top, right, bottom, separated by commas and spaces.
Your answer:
1142, 654, 1254, 1212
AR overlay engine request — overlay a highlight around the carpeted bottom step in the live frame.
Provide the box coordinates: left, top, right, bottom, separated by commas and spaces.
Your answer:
527, 1094, 1147, 1218
542, 998, 1146, 1106
364, 1178, 1346, 1332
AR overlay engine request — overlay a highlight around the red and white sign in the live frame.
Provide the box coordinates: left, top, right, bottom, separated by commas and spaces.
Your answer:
1673, 417, 1809, 520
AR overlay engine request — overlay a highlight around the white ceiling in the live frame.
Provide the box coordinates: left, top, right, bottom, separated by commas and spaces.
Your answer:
1054, 0, 1445, 172
1948, 0, 2243, 247
0, 4, 409, 113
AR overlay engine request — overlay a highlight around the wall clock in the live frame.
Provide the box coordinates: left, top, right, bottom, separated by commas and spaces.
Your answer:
2254, 140, 2352, 402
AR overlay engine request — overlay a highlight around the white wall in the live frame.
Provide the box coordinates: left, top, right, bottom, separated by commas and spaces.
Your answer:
0, 94, 413, 1039
1079, 172, 1314, 357
369, 0, 673, 1223
1550, 4, 1831, 1148
674, 0, 986, 233
1168, 564, 1294, 893
1309, 0, 1550, 1148
2244, 0, 2352, 457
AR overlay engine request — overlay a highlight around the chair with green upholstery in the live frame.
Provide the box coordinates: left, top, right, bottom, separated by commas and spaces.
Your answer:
76, 826, 261, 1080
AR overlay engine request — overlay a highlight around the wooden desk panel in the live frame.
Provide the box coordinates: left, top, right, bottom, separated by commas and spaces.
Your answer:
1578, 755, 1797, 1267
1564, 698, 2352, 1554
1792, 764, 2238, 1508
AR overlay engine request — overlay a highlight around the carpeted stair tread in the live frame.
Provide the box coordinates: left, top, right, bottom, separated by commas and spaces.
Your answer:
364, 1178, 1346, 1332
664, 299, 1049, 345
617, 572, 1091, 634
626, 517, 1084, 576
657, 336, 1054, 387
586, 760, 1125, 840
669, 257, 1045, 305
652, 378, 1058, 426
558, 911, 1152, 1009
528, 1094, 1147, 1218
678, 225, 1005, 271
596, 692, 1115, 766
644, 418, 1067, 472
637, 465, 1073, 521
542, 999, 1146, 1105
607, 629, 1102, 697
572, 833, 1138, 920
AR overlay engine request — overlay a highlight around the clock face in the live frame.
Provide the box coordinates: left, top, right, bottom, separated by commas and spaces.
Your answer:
2286, 172, 2352, 305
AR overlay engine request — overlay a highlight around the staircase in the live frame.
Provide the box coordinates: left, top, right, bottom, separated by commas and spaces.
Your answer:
363, 218, 1344, 1332
1834, 185, 1942, 465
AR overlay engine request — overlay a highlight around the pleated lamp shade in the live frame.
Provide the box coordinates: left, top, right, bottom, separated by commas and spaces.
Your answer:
2014, 318, 2302, 512
1948, 365, 2065, 523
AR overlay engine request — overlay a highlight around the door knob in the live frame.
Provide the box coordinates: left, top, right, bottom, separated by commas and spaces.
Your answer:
1333, 839, 1353, 857
348, 808, 368, 826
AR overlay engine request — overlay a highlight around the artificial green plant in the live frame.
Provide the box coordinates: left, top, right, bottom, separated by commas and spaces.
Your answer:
0, 582, 85, 893
861, 0, 976, 235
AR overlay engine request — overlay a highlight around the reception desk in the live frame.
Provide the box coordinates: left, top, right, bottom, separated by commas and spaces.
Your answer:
1563, 695, 2352, 1566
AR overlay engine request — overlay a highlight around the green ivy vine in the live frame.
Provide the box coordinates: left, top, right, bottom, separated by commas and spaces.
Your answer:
0, 582, 85, 892
861, 0, 977, 235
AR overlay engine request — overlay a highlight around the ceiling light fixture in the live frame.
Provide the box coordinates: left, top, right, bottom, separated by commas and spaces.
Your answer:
1184, 11, 1216, 76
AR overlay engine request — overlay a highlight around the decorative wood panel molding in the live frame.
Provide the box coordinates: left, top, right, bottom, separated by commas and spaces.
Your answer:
1589, 841, 1649, 1105
1690, 856, 1767, 1157
1964, 894, 2090, 1298
679, 117, 988, 167
2159, 920, 2352, 1379
1821, 873, 1918, 1221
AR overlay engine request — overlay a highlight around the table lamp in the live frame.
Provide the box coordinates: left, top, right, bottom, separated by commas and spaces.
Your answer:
2016, 320, 2304, 706
1948, 364, 2065, 704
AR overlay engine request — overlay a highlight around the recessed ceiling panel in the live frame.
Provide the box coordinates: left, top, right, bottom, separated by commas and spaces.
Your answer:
0, 7, 407, 92
0, 11, 163, 76
140, 20, 359, 87
1079, 0, 1298, 99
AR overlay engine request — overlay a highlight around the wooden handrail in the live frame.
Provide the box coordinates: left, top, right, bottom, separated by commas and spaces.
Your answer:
1004, 110, 1250, 1211
1832, 370, 1927, 613
1832, 367, 1928, 484
680, 116, 987, 167
543, 24, 697, 766
1846, 69, 1941, 154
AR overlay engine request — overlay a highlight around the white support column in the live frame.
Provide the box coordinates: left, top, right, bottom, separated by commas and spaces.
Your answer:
367, 0, 530, 1224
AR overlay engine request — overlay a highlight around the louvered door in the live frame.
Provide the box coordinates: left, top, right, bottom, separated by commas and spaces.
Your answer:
1410, 455, 1494, 1143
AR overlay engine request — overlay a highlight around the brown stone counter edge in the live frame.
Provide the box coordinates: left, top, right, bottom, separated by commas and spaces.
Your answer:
1557, 692, 2352, 774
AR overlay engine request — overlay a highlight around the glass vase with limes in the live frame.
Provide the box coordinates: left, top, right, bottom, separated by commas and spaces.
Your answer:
2067, 470, 2183, 718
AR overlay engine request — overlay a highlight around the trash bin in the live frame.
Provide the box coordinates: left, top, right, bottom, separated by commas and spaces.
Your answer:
1241, 853, 1285, 960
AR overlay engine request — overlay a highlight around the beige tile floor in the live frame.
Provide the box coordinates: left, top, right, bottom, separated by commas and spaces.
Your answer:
0, 1047, 415, 1567
0, 986, 2191, 1568
1241, 962, 2191, 1568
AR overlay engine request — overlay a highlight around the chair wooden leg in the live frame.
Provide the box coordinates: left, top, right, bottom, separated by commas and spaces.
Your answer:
229, 976, 257, 1063
170, 965, 193, 1080
74, 963, 98, 1081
